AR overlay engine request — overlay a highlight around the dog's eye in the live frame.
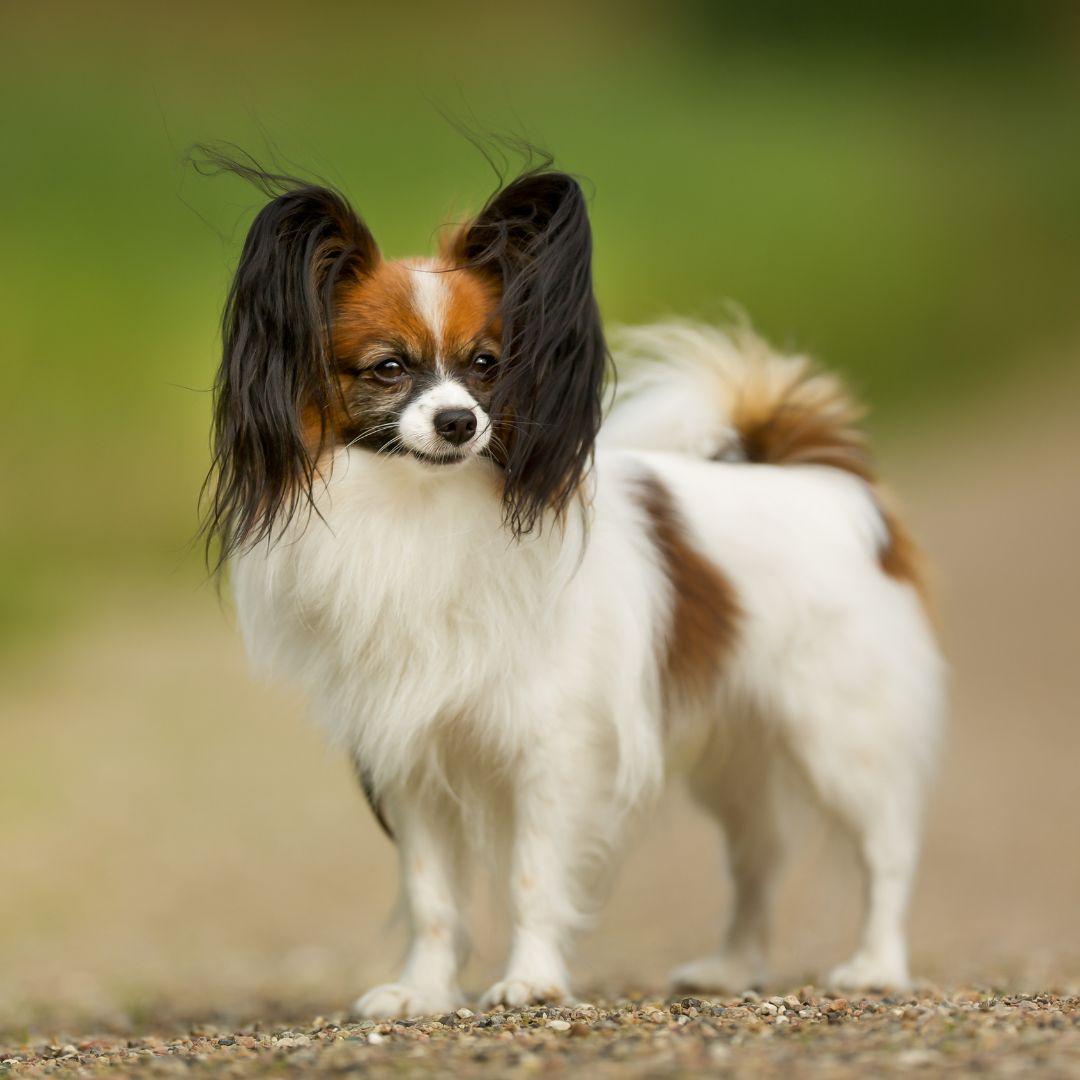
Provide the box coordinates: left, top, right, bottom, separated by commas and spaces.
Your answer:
371, 358, 407, 385
471, 353, 498, 381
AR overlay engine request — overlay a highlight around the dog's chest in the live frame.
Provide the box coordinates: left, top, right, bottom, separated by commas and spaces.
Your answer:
261, 468, 567, 722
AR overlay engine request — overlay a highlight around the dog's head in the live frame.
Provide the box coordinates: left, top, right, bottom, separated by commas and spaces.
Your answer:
201, 152, 607, 565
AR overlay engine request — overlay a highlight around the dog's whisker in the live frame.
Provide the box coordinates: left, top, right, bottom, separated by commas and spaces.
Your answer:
344, 420, 402, 450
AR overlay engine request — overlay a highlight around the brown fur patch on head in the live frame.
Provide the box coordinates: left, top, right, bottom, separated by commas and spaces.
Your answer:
333, 260, 434, 365
633, 472, 741, 702
333, 260, 501, 372
440, 267, 502, 362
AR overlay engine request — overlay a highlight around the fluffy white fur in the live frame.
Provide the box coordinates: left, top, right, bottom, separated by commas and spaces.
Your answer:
232, 321, 945, 1017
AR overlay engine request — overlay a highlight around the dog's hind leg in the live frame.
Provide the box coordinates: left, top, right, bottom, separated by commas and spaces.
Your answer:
802, 757, 920, 991
826, 808, 918, 991
782, 697, 930, 991
670, 739, 782, 993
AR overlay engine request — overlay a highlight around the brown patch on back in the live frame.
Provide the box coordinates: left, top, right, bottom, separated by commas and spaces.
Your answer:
875, 493, 937, 624
633, 473, 741, 701
878, 506, 921, 584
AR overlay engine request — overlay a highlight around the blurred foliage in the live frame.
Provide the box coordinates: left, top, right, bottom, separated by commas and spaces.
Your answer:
2, 0, 1079, 641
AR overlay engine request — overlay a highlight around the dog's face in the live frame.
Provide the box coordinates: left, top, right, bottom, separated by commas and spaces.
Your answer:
203, 157, 608, 565
330, 259, 502, 467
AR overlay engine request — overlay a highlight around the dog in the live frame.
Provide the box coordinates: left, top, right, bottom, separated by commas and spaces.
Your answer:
201, 151, 945, 1019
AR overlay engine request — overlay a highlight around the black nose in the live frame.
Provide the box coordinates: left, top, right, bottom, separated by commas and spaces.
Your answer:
434, 408, 477, 446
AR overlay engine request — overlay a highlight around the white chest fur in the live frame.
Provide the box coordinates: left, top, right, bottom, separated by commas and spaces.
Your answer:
231, 449, 665, 798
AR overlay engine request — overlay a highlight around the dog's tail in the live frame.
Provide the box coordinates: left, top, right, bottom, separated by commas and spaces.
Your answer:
603, 319, 873, 481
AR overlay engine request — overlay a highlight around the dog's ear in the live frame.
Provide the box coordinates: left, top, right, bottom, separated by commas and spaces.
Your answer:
200, 154, 378, 567
450, 170, 607, 535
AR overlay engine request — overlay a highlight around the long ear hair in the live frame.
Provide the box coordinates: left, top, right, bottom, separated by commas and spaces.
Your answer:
194, 147, 378, 570
450, 168, 608, 536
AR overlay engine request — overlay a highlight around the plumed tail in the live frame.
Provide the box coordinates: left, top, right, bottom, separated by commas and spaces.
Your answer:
604, 320, 935, 615
603, 320, 874, 481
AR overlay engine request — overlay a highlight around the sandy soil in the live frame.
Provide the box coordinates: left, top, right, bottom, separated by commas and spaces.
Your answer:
1, 378, 1077, 1071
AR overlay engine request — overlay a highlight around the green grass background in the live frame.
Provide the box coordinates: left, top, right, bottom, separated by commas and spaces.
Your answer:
3, 0, 1079, 642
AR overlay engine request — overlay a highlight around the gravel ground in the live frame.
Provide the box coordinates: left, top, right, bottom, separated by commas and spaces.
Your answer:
3, 989, 1078, 1078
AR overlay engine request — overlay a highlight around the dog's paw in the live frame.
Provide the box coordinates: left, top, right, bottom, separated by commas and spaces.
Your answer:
826, 954, 910, 992
353, 982, 462, 1020
479, 978, 569, 1010
668, 954, 766, 994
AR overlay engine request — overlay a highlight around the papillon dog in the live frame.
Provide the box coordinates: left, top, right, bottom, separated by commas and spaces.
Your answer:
201, 150, 945, 1020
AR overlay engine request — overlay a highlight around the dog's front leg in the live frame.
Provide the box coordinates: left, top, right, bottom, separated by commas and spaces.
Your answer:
354, 792, 467, 1019
480, 765, 582, 1009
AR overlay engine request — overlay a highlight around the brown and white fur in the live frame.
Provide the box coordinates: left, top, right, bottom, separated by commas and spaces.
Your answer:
203, 153, 945, 1019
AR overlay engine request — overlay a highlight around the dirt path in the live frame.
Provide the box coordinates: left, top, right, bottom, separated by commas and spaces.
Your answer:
1, 377, 1077, 1072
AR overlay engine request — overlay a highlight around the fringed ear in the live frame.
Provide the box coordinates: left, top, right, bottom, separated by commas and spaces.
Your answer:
450, 169, 608, 536
195, 148, 379, 568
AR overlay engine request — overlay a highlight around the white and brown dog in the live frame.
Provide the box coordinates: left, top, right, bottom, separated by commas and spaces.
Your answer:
201, 150, 945, 1019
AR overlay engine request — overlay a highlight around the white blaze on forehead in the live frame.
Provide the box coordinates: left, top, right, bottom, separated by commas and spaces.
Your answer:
408, 261, 450, 366
416, 379, 479, 414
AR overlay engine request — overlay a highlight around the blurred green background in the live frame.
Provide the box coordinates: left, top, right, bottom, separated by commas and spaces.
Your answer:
3, 0, 1079, 642
3, 0, 1080, 1027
